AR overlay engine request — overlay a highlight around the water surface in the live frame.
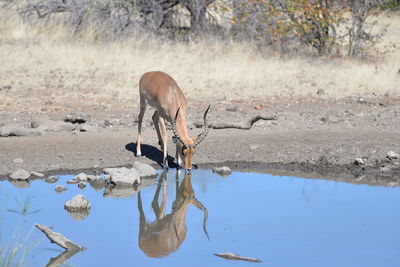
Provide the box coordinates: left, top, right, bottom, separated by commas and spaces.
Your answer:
1, 170, 399, 266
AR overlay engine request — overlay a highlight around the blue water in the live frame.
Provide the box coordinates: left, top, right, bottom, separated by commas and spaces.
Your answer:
1, 170, 399, 267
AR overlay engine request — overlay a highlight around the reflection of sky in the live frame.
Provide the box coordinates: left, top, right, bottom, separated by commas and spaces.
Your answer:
1, 170, 400, 266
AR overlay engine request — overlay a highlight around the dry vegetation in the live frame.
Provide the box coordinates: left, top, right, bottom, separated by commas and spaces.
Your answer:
0, 9, 399, 114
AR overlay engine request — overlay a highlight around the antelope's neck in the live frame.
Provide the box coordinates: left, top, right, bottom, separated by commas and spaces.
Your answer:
175, 114, 191, 143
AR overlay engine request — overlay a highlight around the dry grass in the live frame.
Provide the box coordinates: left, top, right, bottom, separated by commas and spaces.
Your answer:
0, 13, 399, 113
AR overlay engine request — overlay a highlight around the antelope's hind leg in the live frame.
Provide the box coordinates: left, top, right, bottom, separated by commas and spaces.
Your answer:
136, 99, 147, 157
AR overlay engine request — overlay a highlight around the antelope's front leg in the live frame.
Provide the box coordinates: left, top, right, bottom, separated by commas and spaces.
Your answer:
175, 143, 183, 169
159, 117, 169, 169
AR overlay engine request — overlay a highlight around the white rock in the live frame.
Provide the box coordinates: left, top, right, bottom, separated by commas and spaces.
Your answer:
10, 169, 31, 180
387, 151, 398, 160
133, 162, 157, 177
75, 172, 88, 181
31, 171, 44, 177
64, 194, 91, 211
103, 167, 141, 185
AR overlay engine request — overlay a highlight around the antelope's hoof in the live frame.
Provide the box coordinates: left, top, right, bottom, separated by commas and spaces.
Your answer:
162, 164, 169, 170
136, 152, 142, 157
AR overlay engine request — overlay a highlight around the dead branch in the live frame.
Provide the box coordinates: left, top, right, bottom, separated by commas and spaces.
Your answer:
214, 252, 262, 262
35, 223, 85, 251
194, 115, 277, 130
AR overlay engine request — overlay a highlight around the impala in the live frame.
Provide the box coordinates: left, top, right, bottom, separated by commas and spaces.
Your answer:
137, 171, 208, 258
136, 71, 210, 171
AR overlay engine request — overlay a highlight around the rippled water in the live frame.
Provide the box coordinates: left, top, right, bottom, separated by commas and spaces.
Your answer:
1, 170, 399, 266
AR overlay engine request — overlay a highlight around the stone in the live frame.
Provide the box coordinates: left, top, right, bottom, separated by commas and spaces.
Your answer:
64, 194, 91, 211
64, 111, 90, 124
75, 172, 88, 181
35, 224, 85, 251
66, 210, 90, 221
55, 185, 68, 193
10, 169, 31, 180
78, 182, 86, 189
31, 119, 40, 128
354, 158, 365, 165
90, 179, 105, 192
31, 171, 44, 177
133, 162, 157, 177
0, 126, 41, 137
212, 166, 232, 176
387, 151, 398, 160
316, 88, 325, 95
226, 104, 238, 112
45, 176, 58, 183
0, 126, 11, 137
67, 178, 80, 184
103, 167, 141, 186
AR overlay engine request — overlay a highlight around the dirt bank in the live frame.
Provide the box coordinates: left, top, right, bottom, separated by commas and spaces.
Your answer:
1, 97, 400, 186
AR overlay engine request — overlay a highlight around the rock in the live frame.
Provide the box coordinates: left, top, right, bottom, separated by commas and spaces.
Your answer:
387, 151, 398, 160
64, 195, 91, 211
75, 172, 88, 181
90, 179, 105, 192
10, 169, 31, 180
316, 88, 325, 95
0, 126, 11, 137
354, 158, 365, 165
31, 171, 44, 177
104, 119, 113, 126
67, 178, 80, 184
13, 158, 24, 164
103, 167, 141, 186
78, 182, 86, 189
133, 162, 157, 177
0, 126, 41, 137
64, 111, 90, 124
31, 119, 40, 128
55, 185, 68, 193
212, 166, 232, 176
45, 176, 59, 183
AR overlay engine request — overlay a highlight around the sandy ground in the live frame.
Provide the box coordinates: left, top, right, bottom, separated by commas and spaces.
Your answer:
1, 96, 399, 186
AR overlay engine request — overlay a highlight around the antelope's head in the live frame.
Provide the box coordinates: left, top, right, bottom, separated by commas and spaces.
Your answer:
172, 105, 210, 172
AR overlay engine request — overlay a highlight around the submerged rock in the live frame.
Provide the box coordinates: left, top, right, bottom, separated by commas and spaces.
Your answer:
103, 167, 141, 186
133, 162, 157, 177
212, 166, 232, 176
64, 194, 91, 211
55, 185, 68, 193
75, 172, 88, 181
10, 169, 31, 180
89, 178, 105, 192
45, 176, 59, 184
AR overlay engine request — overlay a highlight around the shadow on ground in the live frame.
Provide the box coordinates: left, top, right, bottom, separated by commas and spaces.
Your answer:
125, 142, 178, 168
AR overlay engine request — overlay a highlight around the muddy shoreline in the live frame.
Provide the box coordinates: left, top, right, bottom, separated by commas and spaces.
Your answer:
1, 97, 400, 186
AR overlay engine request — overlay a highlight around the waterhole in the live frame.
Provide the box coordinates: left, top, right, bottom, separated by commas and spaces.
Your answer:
1, 170, 399, 266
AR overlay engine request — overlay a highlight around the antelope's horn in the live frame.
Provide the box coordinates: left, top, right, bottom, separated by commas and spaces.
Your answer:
193, 198, 209, 240
171, 107, 185, 145
193, 105, 210, 147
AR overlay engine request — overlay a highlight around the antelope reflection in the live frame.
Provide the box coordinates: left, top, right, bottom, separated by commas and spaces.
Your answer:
137, 171, 208, 258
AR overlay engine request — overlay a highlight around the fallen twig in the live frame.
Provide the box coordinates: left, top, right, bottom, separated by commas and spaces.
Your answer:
194, 115, 277, 130
35, 223, 85, 251
214, 252, 262, 263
